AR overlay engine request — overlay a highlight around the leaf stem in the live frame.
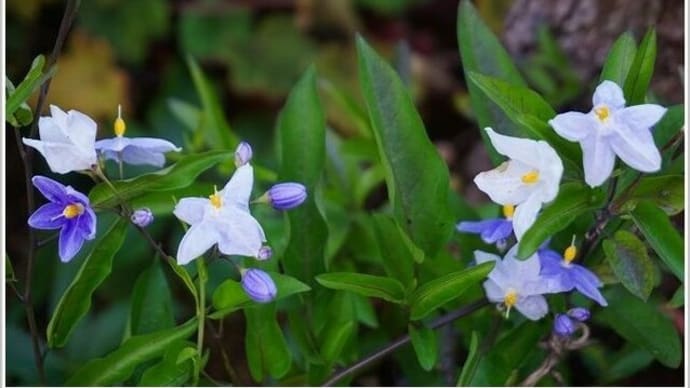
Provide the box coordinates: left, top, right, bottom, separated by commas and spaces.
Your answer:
195, 258, 208, 380
321, 298, 489, 386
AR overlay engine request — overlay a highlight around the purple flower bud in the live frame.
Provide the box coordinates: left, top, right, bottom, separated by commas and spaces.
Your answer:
567, 307, 591, 322
267, 183, 307, 210
553, 314, 576, 337
257, 245, 273, 260
241, 268, 277, 303
235, 141, 253, 167
131, 208, 154, 227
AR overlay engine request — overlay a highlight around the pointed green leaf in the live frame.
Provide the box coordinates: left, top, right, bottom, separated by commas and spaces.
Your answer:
627, 175, 684, 215
6, 55, 55, 119
47, 219, 128, 348
357, 35, 452, 256
315, 272, 406, 304
371, 214, 418, 288
409, 325, 438, 371
630, 200, 683, 280
600, 32, 638, 85
456, 331, 480, 386
668, 285, 684, 308
138, 341, 194, 386
319, 292, 356, 364
129, 260, 175, 336
409, 262, 494, 320
603, 230, 655, 301
623, 28, 656, 105
278, 65, 328, 285
6, 255, 16, 282
596, 286, 681, 368
518, 182, 607, 259
245, 304, 292, 382
89, 150, 231, 209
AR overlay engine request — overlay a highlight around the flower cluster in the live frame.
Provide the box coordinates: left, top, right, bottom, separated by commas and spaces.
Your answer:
459, 80, 666, 325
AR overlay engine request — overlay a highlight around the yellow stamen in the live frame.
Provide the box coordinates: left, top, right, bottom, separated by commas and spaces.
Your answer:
502, 204, 515, 219
114, 104, 126, 137
209, 186, 222, 209
521, 170, 540, 184
594, 106, 610, 122
563, 235, 577, 264
63, 203, 84, 219
504, 289, 518, 318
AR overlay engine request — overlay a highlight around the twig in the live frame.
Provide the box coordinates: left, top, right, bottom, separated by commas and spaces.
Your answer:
206, 320, 242, 385
321, 299, 489, 386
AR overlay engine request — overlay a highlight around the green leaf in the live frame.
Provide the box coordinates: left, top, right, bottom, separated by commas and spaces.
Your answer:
278, 65, 328, 285
601, 344, 654, 384
245, 304, 292, 382
623, 28, 656, 105
409, 262, 494, 320
138, 342, 194, 386
89, 150, 231, 209
210, 272, 311, 318
47, 219, 128, 348
128, 260, 175, 336
630, 200, 683, 280
456, 331, 480, 386
627, 175, 684, 215
603, 230, 655, 301
318, 292, 357, 364
6, 55, 54, 119
356, 35, 453, 256
653, 105, 684, 149
186, 56, 237, 150
596, 286, 681, 368
518, 182, 606, 259
457, 0, 527, 163
600, 32, 638, 85
371, 214, 418, 288
668, 285, 684, 308
67, 319, 197, 386
409, 325, 438, 371
315, 272, 406, 304
6, 255, 16, 282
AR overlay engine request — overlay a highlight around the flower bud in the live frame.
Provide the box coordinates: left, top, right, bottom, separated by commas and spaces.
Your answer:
234, 141, 253, 167
567, 307, 591, 322
267, 183, 307, 210
241, 268, 277, 303
257, 245, 273, 260
131, 208, 154, 227
553, 314, 576, 337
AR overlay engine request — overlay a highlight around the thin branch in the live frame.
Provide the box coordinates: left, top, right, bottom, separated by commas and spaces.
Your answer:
321, 299, 489, 386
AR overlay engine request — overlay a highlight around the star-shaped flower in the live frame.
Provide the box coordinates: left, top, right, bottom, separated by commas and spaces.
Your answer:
28, 176, 97, 262
22, 105, 98, 174
549, 80, 667, 187
457, 204, 515, 250
173, 163, 266, 265
538, 244, 607, 306
475, 245, 566, 320
474, 128, 563, 240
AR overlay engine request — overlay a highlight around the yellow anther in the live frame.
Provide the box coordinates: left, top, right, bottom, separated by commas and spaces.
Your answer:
63, 203, 84, 219
209, 186, 222, 209
594, 106, 610, 122
563, 235, 577, 264
504, 289, 518, 318
521, 170, 540, 184
502, 204, 515, 219
114, 104, 126, 137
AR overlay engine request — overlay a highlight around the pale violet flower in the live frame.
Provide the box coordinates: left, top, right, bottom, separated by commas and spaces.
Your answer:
456, 204, 515, 250
549, 80, 667, 187
475, 246, 566, 320
22, 105, 98, 174
474, 128, 563, 240
95, 106, 180, 167
173, 164, 266, 265
538, 245, 607, 306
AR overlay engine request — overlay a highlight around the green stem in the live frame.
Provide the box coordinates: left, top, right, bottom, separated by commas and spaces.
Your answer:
195, 258, 208, 368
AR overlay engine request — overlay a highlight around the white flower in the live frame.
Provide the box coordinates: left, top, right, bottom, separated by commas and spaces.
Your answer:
22, 105, 98, 174
474, 128, 563, 240
475, 246, 564, 320
549, 80, 667, 187
173, 164, 266, 265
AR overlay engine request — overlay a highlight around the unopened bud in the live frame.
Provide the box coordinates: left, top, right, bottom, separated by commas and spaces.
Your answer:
241, 268, 277, 303
131, 208, 153, 227
553, 314, 576, 337
567, 307, 591, 322
267, 183, 307, 210
257, 245, 273, 260
234, 141, 253, 167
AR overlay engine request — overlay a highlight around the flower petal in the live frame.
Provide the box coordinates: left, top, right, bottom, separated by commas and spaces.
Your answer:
65, 109, 98, 152
25, 140, 95, 174
217, 209, 266, 257
512, 194, 542, 240
221, 164, 254, 210
38, 114, 69, 143
474, 160, 535, 205
570, 265, 608, 306
28, 203, 65, 229
176, 222, 219, 265
608, 124, 661, 172
95, 137, 130, 153
474, 250, 501, 265
592, 80, 625, 110
173, 198, 208, 225
126, 137, 181, 153
485, 128, 545, 167
515, 295, 548, 320
77, 206, 97, 239
121, 146, 166, 167
457, 219, 512, 243
31, 175, 67, 203
580, 134, 617, 187
482, 278, 505, 303
549, 111, 597, 141
59, 221, 85, 262
618, 104, 667, 133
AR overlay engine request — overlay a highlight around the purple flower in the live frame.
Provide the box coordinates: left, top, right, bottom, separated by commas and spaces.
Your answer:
457, 205, 514, 248
567, 307, 591, 322
241, 268, 277, 303
28, 176, 97, 262
95, 137, 180, 167
538, 248, 607, 306
266, 183, 307, 210
235, 141, 253, 167
131, 208, 154, 227
553, 313, 576, 336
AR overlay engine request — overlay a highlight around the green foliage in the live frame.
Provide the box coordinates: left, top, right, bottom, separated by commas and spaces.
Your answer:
603, 230, 656, 301
630, 200, 684, 280
138, 342, 195, 386
127, 260, 175, 337
6, 55, 54, 127
244, 305, 292, 382
456, 331, 480, 386
371, 214, 417, 288
623, 28, 656, 105
600, 32, 638, 85
316, 272, 406, 304
409, 324, 438, 371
